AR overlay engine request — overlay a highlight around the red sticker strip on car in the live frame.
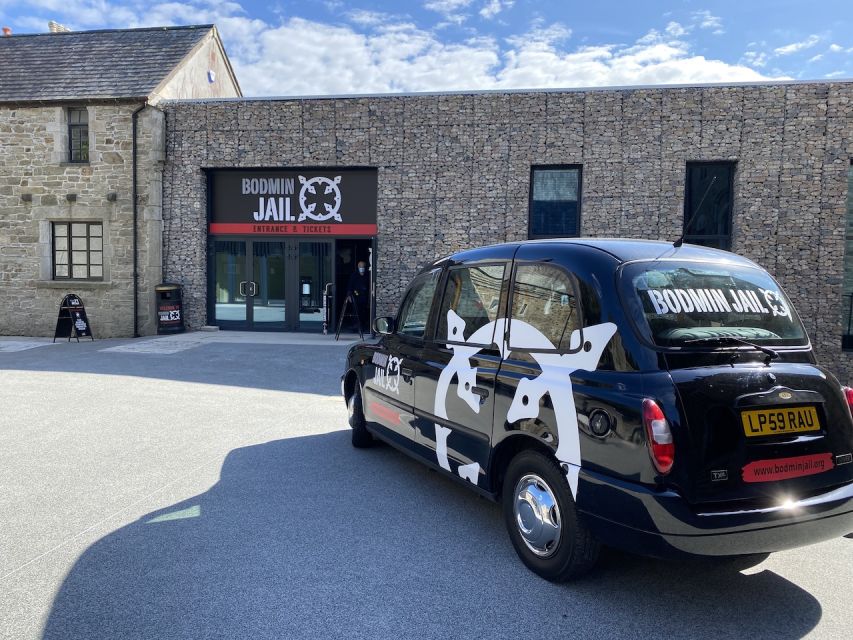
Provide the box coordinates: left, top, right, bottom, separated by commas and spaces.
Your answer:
742, 453, 835, 483
368, 401, 401, 425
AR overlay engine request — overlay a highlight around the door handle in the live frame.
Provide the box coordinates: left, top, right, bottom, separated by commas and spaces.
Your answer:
400, 367, 413, 381
239, 281, 247, 296
249, 281, 258, 296
471, 386, 490, 398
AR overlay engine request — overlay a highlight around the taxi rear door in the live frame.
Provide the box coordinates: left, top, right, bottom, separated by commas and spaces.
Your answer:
413, 253, 512, 488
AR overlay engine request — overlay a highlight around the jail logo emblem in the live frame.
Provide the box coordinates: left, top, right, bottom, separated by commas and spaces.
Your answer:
298, 175, 342, 222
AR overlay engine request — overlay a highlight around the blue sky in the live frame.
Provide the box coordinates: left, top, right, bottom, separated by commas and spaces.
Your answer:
1, 1, 851, 96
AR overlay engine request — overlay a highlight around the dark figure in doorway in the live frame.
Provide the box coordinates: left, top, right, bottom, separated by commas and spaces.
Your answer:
346, 261, 370, 331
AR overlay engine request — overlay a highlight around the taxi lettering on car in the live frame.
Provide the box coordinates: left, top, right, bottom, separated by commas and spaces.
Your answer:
341, 239, 853, 581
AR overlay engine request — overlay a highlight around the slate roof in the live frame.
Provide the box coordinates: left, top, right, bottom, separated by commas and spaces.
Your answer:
0, 25, 214, 103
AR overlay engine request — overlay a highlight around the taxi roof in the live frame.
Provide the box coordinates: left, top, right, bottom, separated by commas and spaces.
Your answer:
445, 238, 761, 269
525, 238, 759, 266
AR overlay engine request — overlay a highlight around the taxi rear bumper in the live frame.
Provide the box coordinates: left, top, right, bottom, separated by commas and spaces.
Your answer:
576, 469, 853, 558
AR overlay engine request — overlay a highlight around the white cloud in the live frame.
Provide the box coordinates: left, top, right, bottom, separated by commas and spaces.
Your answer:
496, 26, 771, 90
8, 0, 784, 96
12, 0, 138, 29
636, 29, 662, 45
424, 0, 472, 10
828, 43, 844, 53
347, 10, 390, 28
479, 0, 513, 20
742, 50, 769, 68
665, 21, 688, 37
424, 0, 473, 24
774, 34, 821, 55
692, 10, 723, 34
825, 70, 846, 78
506, 22, 571, 49
808, 54, 823, 63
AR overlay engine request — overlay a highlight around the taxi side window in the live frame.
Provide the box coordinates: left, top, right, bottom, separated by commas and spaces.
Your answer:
397, 271, 440, 339
436, 264, 505, 345
509, 263, 582, 351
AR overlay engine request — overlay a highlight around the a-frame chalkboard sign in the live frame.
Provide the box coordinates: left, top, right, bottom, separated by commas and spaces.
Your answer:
53, 293, 94, 342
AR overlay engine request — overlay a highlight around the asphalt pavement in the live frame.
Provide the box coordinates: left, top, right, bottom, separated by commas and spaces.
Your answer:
1, 332, 852, 639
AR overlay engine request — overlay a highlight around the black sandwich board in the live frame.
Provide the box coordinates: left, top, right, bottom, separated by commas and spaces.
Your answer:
54, 294, 94, 342
335, 293, 364, 341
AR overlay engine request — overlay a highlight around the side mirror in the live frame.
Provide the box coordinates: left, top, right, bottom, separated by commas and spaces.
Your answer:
374, 316, 394, 335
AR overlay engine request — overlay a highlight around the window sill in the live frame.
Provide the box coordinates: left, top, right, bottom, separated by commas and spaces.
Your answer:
60, 162, 91, 167
37, 280, 111, 289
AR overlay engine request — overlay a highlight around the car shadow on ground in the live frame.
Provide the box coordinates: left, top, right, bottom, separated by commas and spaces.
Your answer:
42, 432, 823, 640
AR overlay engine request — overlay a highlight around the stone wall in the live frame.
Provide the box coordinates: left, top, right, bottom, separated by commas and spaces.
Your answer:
843, 166, 853, 332
162, 82, 853, 379
0, 102, 164, 337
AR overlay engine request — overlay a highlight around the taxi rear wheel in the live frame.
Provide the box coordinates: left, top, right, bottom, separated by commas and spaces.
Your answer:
502, 450, 599, 582
348, 385, 373, 448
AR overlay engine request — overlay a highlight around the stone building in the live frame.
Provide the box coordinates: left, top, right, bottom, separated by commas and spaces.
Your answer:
161, 82, 853, 378
0, 24, 240, 337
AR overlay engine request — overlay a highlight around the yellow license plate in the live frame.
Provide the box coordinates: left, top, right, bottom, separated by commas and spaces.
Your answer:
741, 406, 820, 437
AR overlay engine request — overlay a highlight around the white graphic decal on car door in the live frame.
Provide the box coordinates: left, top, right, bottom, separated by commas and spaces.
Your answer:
505, 321, 618, 497
431, 309, 616, 497
372, 353, 402, 394
433, 312, 509, 485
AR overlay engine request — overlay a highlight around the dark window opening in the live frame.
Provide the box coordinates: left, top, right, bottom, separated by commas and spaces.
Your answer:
435, 264, 505, 346
396, 270, 440, 339
53, 222, 103, 280
529, 166, 582, 238
683, 161, 735, 250
68, 107, 89, 163
509, 263, 582, 352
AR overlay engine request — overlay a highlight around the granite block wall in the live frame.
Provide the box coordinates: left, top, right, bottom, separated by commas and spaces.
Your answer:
0, 103, 165, 338
162, 82, 853, 379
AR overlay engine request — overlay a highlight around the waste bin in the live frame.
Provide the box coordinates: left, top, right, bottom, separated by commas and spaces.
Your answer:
155, 283, 185, 334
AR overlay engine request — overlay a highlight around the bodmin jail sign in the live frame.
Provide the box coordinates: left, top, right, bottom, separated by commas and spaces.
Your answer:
207, 169, 378, 236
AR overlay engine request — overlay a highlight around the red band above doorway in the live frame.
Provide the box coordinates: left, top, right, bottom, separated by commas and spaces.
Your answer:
209, 223, 378, 236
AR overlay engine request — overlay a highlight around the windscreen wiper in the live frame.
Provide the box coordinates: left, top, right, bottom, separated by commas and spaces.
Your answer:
684, 336, 779, 365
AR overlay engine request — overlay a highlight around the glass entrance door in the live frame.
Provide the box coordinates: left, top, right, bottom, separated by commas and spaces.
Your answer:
213, 240, 248, 328
210, 238, 334, 331
298, 241, 332, 332
252, 241, 287, 329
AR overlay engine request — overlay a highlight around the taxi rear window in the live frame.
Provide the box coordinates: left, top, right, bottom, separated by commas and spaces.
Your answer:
619, 261, 808, 347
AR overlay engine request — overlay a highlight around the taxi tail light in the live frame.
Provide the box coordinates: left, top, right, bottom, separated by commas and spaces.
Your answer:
643, 399, 674, 475
842, 387, 853, 418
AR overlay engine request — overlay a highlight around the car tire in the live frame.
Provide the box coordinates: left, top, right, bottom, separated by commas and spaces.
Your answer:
502, 450, 600, 582
348, 384, 373, 448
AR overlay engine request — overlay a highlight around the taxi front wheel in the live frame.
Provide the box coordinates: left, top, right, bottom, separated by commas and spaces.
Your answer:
348, 385, 374, 448
502, 450, 600, 582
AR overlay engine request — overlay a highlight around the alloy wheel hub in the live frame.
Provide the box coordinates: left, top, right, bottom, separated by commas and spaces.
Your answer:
513, 473, 561, 558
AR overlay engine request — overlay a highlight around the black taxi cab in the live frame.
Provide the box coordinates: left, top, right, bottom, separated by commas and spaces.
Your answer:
341, 239, 853, 581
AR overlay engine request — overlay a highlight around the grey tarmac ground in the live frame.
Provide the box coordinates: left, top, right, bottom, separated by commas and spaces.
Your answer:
1, 331, 852, 640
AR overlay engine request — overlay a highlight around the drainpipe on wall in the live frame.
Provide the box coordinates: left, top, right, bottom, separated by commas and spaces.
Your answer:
132, 102, 147, 338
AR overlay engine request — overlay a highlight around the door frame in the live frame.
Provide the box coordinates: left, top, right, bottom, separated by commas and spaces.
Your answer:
208, 236, 336, 332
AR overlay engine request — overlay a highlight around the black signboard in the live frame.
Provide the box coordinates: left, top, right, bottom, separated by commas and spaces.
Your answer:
208, 168, 378, 236
53, 294, 94, 342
